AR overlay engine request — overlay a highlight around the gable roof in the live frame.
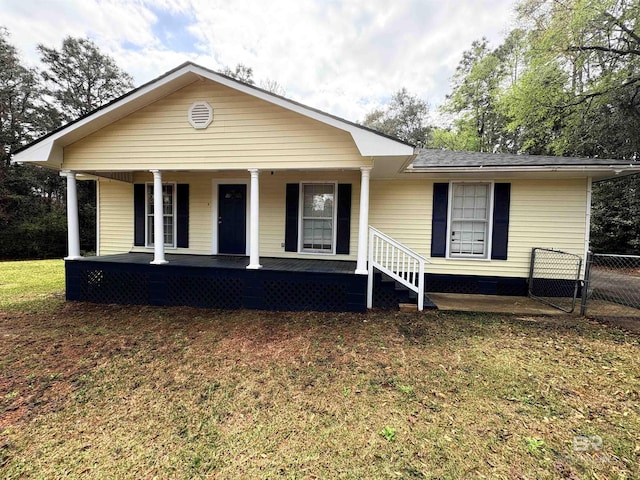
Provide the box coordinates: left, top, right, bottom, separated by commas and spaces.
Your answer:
12, 61, 415, 166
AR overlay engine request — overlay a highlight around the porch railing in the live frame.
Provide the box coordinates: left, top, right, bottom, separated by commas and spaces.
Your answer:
367, 226, 429, 310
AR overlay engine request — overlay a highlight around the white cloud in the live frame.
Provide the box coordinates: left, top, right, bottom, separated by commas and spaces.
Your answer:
1, 0, 517, 122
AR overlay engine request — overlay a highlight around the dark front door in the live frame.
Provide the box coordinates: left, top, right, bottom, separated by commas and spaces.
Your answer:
218, 184, 247, 254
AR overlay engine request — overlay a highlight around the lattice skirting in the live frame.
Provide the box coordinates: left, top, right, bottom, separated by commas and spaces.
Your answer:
66, 261, 366, 312
424, 274, 528, 296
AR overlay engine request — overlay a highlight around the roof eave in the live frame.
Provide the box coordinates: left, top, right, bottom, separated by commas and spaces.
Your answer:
406, 164, 639, 172
405, 164, 640, 180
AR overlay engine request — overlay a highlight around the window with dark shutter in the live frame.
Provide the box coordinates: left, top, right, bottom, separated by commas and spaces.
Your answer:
134, 184, 145, 246
491, 183, 511, 260
431, 183, 449, 257
176, 184, 189, 248
285, 182, 352, 254
431, 181, 511, 260
336, 184, 352, 254
284, 183, 299, 252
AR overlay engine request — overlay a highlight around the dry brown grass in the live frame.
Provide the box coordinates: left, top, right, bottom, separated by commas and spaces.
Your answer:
1, 299, 639, 479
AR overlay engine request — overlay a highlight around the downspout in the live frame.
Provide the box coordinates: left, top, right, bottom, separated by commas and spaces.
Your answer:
583, 176, 592, 279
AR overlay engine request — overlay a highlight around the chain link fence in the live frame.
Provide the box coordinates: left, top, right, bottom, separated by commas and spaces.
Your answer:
581, 253, 640, 319
529, 248, 583, 313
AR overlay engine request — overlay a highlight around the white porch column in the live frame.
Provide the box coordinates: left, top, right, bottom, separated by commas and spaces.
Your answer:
247, 168, 262, 269
150, 169, 168, 265
355, 166, 372, 275
60, 170, 81, 260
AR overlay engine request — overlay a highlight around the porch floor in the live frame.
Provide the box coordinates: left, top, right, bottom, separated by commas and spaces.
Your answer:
80, 253, 357, 274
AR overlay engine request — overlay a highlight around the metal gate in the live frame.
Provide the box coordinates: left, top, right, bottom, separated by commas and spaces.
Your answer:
580, 252, 640, 318
529, 248, 583, 313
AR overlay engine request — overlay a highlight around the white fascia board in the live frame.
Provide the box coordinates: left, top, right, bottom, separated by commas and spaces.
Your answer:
12, 139, 60, 165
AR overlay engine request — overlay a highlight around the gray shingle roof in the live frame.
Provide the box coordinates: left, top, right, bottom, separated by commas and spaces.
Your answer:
412, 149, 638, 168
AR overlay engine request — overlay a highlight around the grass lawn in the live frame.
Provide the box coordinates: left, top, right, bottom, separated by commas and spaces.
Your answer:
1, 261, 639, 479
0, 259, 65, 310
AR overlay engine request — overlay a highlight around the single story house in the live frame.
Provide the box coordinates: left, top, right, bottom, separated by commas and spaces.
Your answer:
12, 62, 640, 312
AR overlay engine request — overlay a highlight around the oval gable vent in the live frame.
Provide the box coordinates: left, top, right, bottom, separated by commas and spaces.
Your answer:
188, 101, 213, 129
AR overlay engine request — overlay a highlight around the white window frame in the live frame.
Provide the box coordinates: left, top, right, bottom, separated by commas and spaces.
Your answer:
446, 181, 494, 260
298, 182, 338, 255
145, 182, 177, 249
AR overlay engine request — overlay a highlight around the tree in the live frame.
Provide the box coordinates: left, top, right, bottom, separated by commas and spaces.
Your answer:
221, 63, 285, 95
36, 36, 135, 254
0, 28, 68, 259
498, 59, 572, 155
259, 78, 286, 96
443, 32, 527, 153
510, 0, 640, 158
38, 37, 133, 124
0, 28, 41, 168
591, 175, 640, 253
437, 0, 640, 252
362, 88, 431, 147
430, 124, 481, 151
509, 0, 640, 252
221, 63, 255, 85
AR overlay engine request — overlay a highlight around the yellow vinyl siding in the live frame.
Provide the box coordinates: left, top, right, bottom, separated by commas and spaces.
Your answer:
258, 170, 360, 260
370, 178, 587, 278
143, 172, 213, 254
99, 173, 587, 275
98, 181, 133, 255
63, 80, 369, 171
104, 170, 360, 261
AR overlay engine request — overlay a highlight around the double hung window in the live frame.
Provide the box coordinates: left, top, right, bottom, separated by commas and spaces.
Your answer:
449, 182, 491, 258
301, 183, 335, 253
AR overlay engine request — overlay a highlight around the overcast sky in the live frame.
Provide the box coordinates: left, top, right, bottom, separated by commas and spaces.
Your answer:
2, 0, 518, 122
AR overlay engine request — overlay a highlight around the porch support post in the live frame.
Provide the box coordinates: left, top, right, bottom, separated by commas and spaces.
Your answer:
247, 168, 262, 269
150, 169, 168, 265
60, 170, 81, 260
355, 166, 372, 275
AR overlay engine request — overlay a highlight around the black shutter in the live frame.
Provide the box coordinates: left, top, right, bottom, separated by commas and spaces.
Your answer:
176, 184, 189, 248
285, 183, 299, 252
134, 184, 145, 246
431, 183, 449, 258
336, 184, 352, 254
491, 183, 511, 260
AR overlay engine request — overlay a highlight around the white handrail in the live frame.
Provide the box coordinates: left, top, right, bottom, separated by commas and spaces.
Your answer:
367, 226, 429, 311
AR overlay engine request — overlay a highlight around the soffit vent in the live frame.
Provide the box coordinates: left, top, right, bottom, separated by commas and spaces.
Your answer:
188, 101, 213, 129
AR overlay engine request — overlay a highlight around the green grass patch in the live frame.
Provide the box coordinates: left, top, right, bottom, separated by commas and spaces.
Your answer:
0, 304, 638, 479
0, 259, 64, 311
0, 263, 639, 478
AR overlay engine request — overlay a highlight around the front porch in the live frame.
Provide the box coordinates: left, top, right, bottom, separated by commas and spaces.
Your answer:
66, 254, 367, 312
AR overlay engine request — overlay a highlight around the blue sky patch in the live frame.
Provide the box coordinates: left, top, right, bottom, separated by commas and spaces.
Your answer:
148, 5, 201, 53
